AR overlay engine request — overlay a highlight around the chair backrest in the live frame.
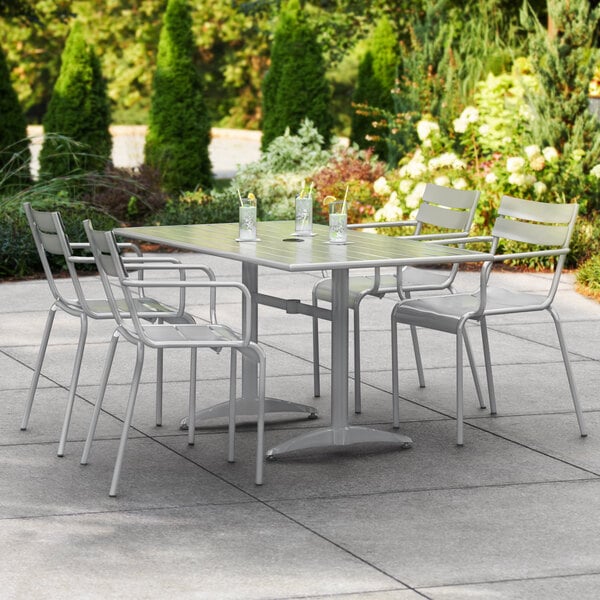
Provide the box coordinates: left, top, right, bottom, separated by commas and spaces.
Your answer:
82, 219, 134, 330
24, 202, 88, 309
489, 195, 579, 302
415, 183, 480, 235
492, 195, 578, 249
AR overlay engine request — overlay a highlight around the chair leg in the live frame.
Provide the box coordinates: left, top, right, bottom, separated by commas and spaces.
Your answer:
155, 348, 163, 427
405, 292, 425, 388
480, 317, 497, 415
188, 348, 197, 446
549, 308, 587, 437
21, 305, 57, 430
58, 313, 89, 457
228, 348, 237, 463
312, 293, 321, 398
81, 332, 119, 465
409, 325, 426, 388
391, 308, 400, 429
456, 330, 465, 446
463, 326, 487, 410
109, 342, 145, 498
353, 303, 362, 414
255, 346, 266, 486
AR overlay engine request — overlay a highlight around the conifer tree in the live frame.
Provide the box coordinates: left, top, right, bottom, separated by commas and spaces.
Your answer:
350, 16, 399, 161
39, 20, 112, 180
261, 0, 332, 151
144, 0, 212, 195
0, 43, 31, 190
523, 0, 600, 173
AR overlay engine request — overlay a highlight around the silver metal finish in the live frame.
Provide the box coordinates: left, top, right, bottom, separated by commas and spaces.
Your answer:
115, 221, 491, 458
390, 196, 586, 446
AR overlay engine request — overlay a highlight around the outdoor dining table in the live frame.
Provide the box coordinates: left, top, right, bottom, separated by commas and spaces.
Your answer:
114, 220, 492, 458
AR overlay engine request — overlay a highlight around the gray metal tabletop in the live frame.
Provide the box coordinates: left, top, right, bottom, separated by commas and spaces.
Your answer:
114, 221, 491, 271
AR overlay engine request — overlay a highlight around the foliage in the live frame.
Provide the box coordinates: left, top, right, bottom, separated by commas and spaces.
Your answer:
39, 20, 112, 181
522, 0, 600, 176
260, 0, 333, 151
144, 0, 213, 195
350, 15, 399, 161
79, 164, 168, 225
0, 197, 117, 278
311, 145, 386, 224
230, 119, 332, 219
372, 63, 600, 268
153, 188, 239, 226
0, 43, 31, 191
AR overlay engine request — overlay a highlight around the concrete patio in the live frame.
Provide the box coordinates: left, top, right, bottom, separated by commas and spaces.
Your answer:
2, 254, 600, 599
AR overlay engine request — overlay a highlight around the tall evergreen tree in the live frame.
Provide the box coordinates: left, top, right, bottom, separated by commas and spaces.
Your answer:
0, 43, 31, 190
261, 0, 332, 151
144, 0, 212, 195
350, 15, 399, 161
39, 20, 112, 180
523, 0, 600, 172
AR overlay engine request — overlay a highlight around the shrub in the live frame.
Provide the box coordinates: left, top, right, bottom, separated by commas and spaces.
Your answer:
0, 43, 31, 191
0, 198, 117, 278
152, 189, 238, 226
39, 21, 112, 181
261, 0, 332, 151
311, 145, 387, 224
350, 16, 399, 161
228, 119, 332, 220
144, 0, 212, 195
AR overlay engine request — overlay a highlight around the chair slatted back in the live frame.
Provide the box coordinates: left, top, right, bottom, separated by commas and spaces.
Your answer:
416, 184, 480, 233
492, 196, 578, 248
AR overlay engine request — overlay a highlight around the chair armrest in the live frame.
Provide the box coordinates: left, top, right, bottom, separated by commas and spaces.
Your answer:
492, 248, 569, 262
123, 279, 252, 345
347, 220, 418, 230
426, 235, 494, 246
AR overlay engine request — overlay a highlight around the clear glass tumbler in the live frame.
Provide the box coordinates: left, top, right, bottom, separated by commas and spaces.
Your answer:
294, 195, 313, 236
328, 200, 347, 244
239, 196, 257, 241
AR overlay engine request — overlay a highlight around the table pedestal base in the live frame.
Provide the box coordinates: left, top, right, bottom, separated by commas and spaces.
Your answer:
265, 425, 412, 459
179, 397, 317, 430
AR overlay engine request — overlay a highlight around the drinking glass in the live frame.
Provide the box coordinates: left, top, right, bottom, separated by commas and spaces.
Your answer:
294, 195, 313, 236
239, 196, 257, 241
328, 200, 347, 244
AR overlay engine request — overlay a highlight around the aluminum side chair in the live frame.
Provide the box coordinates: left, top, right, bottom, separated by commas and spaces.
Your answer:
391, 195, 587, 446
312, 183, 480, 413
81, 220, 267, 496
21, 202, 204, 456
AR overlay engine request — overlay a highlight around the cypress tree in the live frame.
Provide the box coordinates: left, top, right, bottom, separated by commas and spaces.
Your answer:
144, 0, 212, 195
261, 0, 332, 151
523, 0, 600, 172
39, 20, 112, 180
0, 43, 31, 190
350, 16, 399, 161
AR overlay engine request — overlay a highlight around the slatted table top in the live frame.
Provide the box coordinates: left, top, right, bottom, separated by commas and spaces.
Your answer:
115, 221, 491, 272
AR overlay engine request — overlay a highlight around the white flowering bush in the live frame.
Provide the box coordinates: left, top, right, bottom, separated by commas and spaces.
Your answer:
372, 64, 600, 251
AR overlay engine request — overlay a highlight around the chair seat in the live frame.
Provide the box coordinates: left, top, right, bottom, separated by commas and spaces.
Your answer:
85, 297, 195, 323
393, 287, 547, 334
141, 323, 242, 345
315, 267, 453, 304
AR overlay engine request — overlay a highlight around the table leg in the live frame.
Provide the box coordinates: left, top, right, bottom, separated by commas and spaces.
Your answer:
266, 268, 412, 457
180, 262, 317, 430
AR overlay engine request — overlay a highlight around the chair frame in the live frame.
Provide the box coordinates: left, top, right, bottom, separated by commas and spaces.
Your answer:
81, 220, 266, 496
22, 202, 205, 456
312, 183, 480, 412
391, 195, 587, 445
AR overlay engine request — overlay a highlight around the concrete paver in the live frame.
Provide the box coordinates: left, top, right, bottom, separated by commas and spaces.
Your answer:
2, 254, 600, 599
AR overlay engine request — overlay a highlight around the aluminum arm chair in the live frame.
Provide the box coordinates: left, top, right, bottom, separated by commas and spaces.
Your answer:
391, 195, 587, 446
21, 203, 206, 457
81, 220, 267, 496
312, 183, 480, 413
